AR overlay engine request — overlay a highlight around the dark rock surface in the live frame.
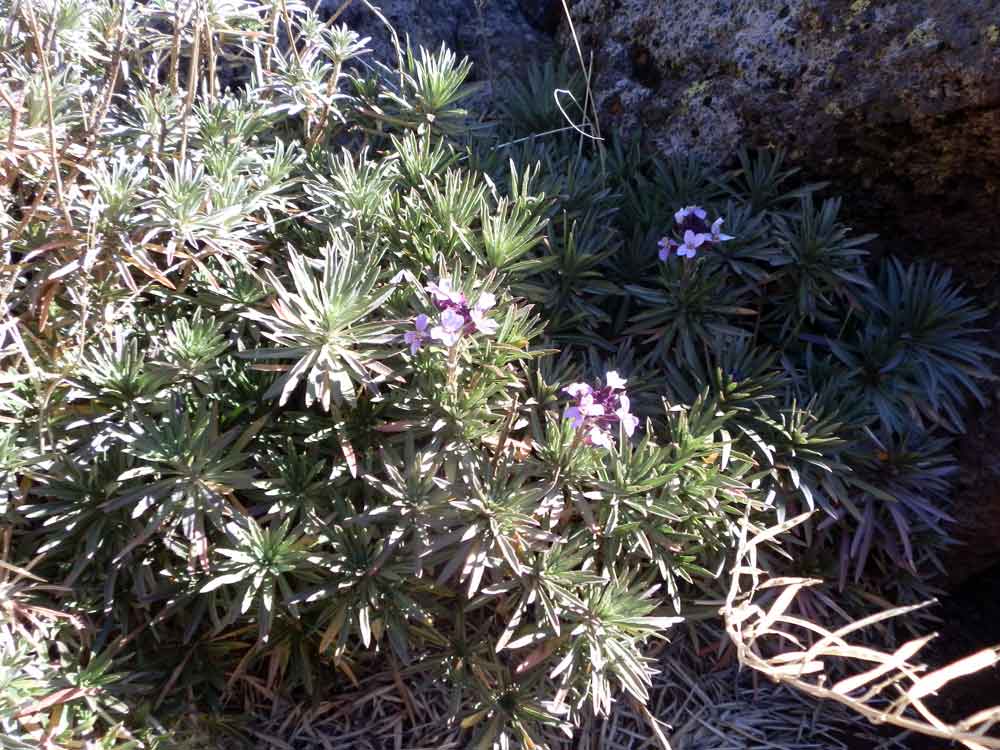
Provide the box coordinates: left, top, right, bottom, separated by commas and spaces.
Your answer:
322, 0, 559, 90
519, 0, 565, 33
562, 0, 1000, 277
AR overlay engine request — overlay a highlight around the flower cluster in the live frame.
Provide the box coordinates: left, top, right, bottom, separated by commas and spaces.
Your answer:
563, 371, 639, 448
658, 205, 734, 260
405, 279, 498, 353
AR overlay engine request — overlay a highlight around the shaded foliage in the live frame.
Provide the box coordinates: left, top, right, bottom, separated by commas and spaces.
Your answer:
0, 2, 993, 749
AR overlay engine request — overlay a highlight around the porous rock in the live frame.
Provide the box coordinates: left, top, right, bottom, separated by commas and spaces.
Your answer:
563, 0, 1000, 277
323, 0, 559, 90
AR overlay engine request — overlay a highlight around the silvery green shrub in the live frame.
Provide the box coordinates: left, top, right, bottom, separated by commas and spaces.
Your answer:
0, 1, 993, 748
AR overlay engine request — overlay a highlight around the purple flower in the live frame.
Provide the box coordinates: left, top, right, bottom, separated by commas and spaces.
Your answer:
615, 395, 638, 437
658, 237, 678, 261
404, 313, 429, 354
562, 371, 637, 447
710, 217, 734, 242
563, 383, 594, 399
422, 279, 499, 346
426, 279, 467, 309
674, 205, 707, 224
476, 292, 497, 310
431, 308, 466, 347
588, 425, 614, 449
470, 292, 498, 335
469, 310, 498, 336
676, 230, 707, 258
659, 207, 735, 262
564, 392, 604, 429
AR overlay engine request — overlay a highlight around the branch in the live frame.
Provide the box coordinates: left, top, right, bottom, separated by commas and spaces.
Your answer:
723, 513, 1000, 749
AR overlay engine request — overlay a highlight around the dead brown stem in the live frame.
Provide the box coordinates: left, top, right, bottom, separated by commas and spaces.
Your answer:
178, 18, 203, 164
22, 1, 72, 230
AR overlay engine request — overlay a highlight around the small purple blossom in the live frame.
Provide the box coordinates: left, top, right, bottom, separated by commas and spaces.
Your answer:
710, 217, 734, 243
404, 313, 430, 354
469, 308, 498, 336
657, 205, 735, 262
563, 382, 593, 401
676, 230, 707, 259
562, 371, 637, 448
470, 292, 498, 335
476, 292, 497, 312
677, 229, 708, 258
431, 308, 466, 347
420, 279, 499, 347
426, 279, 467, 309
658, 237, 678, 261
674, 205, 707, 225
605, 371, 628, 390
614, 394, 639, 436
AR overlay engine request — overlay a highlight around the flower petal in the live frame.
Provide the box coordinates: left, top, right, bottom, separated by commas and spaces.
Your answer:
606, 371, 627, 390
684, 230, 706, 248
474, 317, 498, 335
589, 427, 612, 449
620, 412, 638, 436
430, 326, 460, 346
475, 292, 496, 312
563, 383, 593, 398
440, 308, 466, 332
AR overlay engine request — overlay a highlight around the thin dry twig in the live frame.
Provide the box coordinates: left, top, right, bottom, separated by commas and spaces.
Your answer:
61, 0, 129, 194
204, 20, 218, 101
21, 1, 72, 231
357, 0, 404, 89
324, 0, 355, 27
723, 513, 1000, 750
178, 17, 203, 164
559, 0, 602, 150
0, 85, 24, 186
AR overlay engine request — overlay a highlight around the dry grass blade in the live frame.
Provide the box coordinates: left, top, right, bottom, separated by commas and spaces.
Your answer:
20, 1, 72, 231
723, 514, 1000, 749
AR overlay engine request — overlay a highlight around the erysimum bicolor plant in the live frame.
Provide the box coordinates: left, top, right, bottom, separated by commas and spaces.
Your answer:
0, 2, 995, 749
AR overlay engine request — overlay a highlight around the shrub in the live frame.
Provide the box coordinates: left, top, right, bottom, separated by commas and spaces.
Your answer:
0, 1, 993, 748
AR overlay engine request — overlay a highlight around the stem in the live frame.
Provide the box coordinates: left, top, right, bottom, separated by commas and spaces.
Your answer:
446, 341, 460, 393
178, 19, 202, 164
324, 0, 355, 27
61, 0, 129, 195
204, 21, 218, 101
169, 2, 184, 95
307, 59, 343, 150
1, 87, 23, 188
264, 2, 279, 75
280, 0, 303, 67
22, 1, 72, 230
